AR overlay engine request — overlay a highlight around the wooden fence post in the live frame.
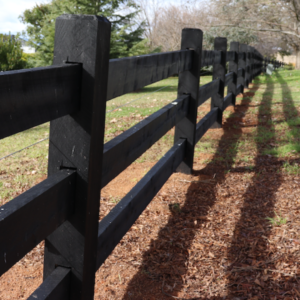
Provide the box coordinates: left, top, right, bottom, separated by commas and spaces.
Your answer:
211, 37, 227, 128
244, 45, 251, 88
228, 41, 239, 106
174, 28, 203, 174
249, 46, 253, 83
44, 15, 111, 300
238, 44, 247, 93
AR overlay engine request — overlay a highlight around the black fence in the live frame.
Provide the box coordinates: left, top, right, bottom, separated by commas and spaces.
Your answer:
0, 14, 283, 300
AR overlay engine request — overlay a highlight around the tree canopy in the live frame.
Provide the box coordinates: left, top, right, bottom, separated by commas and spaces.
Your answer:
0, 34, 25, 71
20, 0, 150, 67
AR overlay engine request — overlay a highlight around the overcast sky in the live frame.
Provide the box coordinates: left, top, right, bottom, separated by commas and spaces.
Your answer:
0, 0, 186, 35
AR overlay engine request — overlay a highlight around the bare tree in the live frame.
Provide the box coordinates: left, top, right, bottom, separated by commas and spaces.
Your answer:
210, 0, 300, 68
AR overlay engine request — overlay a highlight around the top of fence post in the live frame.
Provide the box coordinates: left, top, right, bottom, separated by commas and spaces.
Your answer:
45, 14, 111, 300
174, 28, 203, 174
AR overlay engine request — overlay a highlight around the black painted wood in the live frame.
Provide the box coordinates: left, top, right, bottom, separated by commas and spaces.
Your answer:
211, 37, 227, 128
102, 94, 189, 187
227, 42, 239, 106
237, 68, 244, 78
238, 52, 245, 60
236, 84, 243, 95
195, 108, 218, 143
198, 79, 220, 106
238, 44, 247, 93
28, 267, 71, 300
226, 51, 236, 62
249, 46, 253, 83
201, 50, 222, 67
0, 170, 76, 276
45, 14, 111, 300
0, 64, 81, 140
245, 45, 251, 88
107, 50, 192, 100
174, 28, 202, 174
223, 93, 233, 111
225, 71, 234, 87
96, 139, 186, 270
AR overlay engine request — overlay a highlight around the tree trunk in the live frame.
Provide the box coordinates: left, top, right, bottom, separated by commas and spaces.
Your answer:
296, 49, 300, 69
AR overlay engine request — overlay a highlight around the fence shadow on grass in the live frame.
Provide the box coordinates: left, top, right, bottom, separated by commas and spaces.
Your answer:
224, 74, 278, 299
225, 71, 300, 299
121, 81, 262, 299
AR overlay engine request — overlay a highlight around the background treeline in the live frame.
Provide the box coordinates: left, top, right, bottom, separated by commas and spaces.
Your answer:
1, 0, 299, 70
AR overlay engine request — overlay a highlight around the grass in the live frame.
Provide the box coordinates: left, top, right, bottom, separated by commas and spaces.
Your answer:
2, 69, 300, 204
266, 212, 288, 226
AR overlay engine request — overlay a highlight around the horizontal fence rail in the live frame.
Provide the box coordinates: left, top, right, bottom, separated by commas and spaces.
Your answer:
0, 64, 81, 139
107, 50, 192, 100
198, 78, 220, 106
0, 13, 283, 300
102, 95, 189, 188
0, 170, 76, 276
97, 138, 186, 269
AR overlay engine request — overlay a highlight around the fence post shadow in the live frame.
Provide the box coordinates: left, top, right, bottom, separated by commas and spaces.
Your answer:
224, 70, 300, 298
121, 81, 262, 300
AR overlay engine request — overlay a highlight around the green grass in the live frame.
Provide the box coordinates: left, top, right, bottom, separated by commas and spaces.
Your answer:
266, 212, 287, 226
2, 69, 300, 204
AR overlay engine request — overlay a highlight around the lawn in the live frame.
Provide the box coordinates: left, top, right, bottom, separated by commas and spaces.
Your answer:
2, 69, 300, 299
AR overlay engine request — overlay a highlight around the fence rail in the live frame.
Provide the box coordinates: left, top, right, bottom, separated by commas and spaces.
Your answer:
0, 13, 284, 300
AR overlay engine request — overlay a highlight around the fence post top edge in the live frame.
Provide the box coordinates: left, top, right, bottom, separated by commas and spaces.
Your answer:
57, 14, 110, 24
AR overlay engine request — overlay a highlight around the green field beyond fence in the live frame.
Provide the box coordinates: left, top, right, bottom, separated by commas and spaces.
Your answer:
1, 69, 300, 204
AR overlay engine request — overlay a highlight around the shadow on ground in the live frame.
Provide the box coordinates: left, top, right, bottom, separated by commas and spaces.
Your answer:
121, 80, 264, 299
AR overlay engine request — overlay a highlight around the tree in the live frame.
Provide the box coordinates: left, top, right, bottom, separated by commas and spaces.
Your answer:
20, 0, 150, 66
140, 3, 257, 53
0, 34, 25, 71
210, 0, 300, 68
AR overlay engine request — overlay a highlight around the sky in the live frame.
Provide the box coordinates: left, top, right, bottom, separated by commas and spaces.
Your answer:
0, 0, 186, 35
0, 0, 48, 34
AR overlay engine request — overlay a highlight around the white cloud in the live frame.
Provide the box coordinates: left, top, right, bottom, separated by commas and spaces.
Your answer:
0, 0, 48, 34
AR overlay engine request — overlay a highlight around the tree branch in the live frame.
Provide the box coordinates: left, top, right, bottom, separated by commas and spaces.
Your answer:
211, 24, 300, 39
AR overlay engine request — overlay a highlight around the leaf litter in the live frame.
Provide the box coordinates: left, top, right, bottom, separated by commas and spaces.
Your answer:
1, 71, 300, 299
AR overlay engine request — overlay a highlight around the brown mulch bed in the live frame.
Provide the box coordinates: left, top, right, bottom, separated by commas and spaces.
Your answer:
1, 82, 300, 299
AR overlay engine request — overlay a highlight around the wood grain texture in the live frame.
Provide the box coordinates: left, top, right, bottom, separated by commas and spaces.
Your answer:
45, 14, 111, 300
102, 94, 189, 187
198, 79, 220, 106
196, 108, 218, 143
174, 28, 202, 174
0, 64, 81, 140
28, 267, 71, 300
0, 170, 76, 276
96, 139, 186, 270
107, 50, 192, 100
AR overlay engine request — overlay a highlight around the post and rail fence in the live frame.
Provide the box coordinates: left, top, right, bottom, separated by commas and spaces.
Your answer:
0, 14, 283, 300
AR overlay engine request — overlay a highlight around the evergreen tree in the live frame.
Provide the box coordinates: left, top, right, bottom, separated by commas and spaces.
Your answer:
20, 0, 150, 66
0, 34, 25, 71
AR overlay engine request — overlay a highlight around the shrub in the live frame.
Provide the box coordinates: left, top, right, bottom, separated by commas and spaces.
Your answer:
283, 63, 295, 70
0, 34, 25, 71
